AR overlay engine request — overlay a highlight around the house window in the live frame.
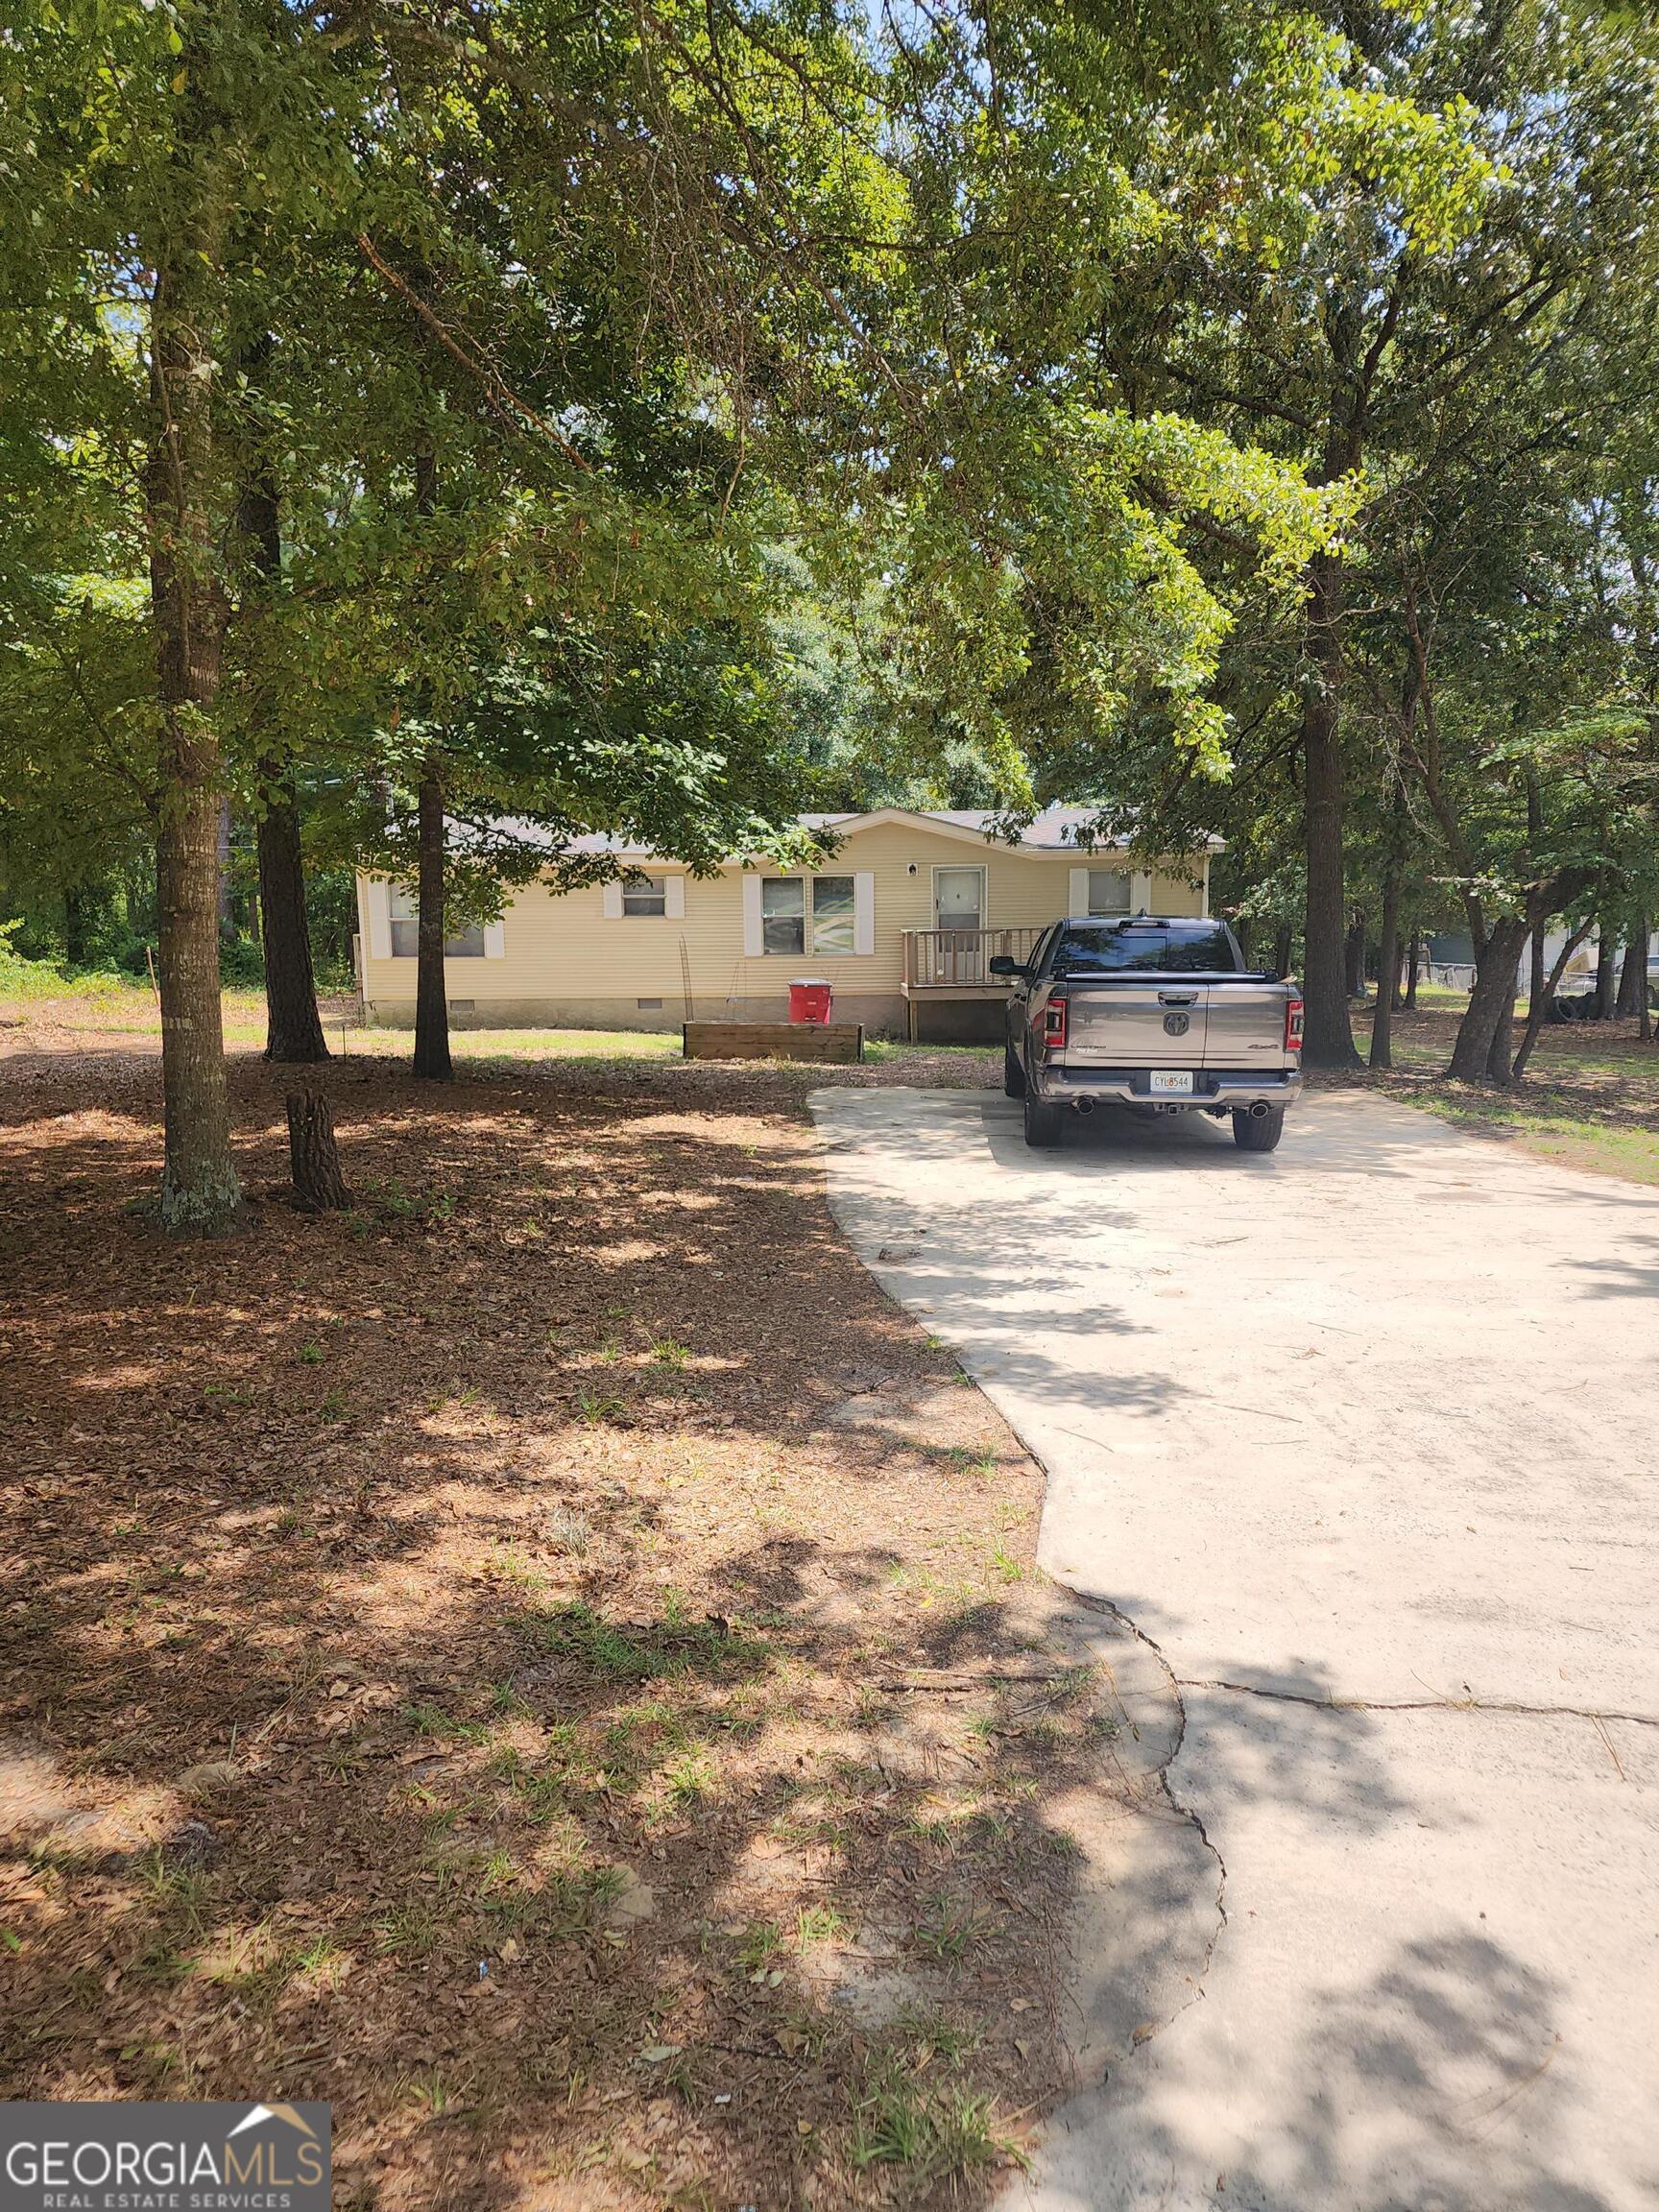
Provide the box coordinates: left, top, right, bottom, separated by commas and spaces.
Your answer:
1088, 869, 1132, 917
812, 876, 855, 955
761, 877, 805, 955
622, 874, 667, 917
387, 883, 485, 958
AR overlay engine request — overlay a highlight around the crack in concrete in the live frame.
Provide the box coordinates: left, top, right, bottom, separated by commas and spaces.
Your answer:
1073, 1592, 1230, 2040
1174, 1677, 1659, 1729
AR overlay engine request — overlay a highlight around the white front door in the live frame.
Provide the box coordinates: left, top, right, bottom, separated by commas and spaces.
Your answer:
934, 867, 985, 982
934, 867, 984, 930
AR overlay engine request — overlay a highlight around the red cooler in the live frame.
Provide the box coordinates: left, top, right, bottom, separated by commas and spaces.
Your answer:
788, 978, 833, 1024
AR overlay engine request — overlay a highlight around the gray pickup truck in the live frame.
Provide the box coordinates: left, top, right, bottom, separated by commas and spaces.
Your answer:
993, 915, 1304, 1152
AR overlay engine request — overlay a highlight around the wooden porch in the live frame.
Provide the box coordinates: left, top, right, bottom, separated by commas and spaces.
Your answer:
900, 926, 1044, 1042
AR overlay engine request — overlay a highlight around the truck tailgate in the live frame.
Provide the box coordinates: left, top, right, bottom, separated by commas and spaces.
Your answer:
1204, 980, 1292, 1064
1065, 981, 1209, 1067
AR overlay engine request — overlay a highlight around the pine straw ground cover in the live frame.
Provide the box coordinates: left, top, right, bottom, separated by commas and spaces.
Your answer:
0, 1013, 1120, 2212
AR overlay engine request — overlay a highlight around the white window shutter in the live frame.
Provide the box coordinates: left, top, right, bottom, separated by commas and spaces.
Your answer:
483, 918, 505, 959
602, 880, 623, 920
665, 875, 685, 920
1068, 866, 1089, 916
365, 878, 392, 960
1131, 870, 1152, 912
853, 872, 876, 955
741, 873, 764, 957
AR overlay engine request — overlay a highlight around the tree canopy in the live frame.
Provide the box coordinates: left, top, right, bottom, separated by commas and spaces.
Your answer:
4, 0, 1659, 1218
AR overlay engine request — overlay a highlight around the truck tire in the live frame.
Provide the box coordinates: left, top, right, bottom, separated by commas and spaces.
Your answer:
1023, 1091, 1064, 1148
1232, 1106, 1285, 1153
1003, 1044, 1026, 1098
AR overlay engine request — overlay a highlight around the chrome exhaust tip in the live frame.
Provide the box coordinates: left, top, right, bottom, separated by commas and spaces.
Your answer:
1074, 1096, 1095, 1116
1248, 1100, 1271, 1118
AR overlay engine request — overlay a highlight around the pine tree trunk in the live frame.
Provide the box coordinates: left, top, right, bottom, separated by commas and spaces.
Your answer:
1449, 916, 1529, 1083
285, 1088, 351, 1211
408, 439, 449, 1083
216, 799, 233, 934
1344, 910, 1367, 999
146, 236, 240, 1235
1301, 549, 1358, 1067
233, 439, 330, 1067
413, 758, 451, 1080
1370, 885, 1400, 1071
258, 789, 329, 1062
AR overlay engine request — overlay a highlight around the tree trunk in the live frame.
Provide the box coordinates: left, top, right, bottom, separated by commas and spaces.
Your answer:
217, 799, 233, 934
146, 237, 240, 1234
1405, 932, 1420, 1009
286, 1087, 351, 1211
1513, 918, 1595, 1082
1448, 916, 1530, 1083
412, 757, 451, 1080
1344, 910, 1367, 999
1593, 926, 1617, 1020
1484, 954, 1521, 1086
1301, 549, 1359, 1067
1273, 923, 1293, 980
234, 440, 330, 1066
1370, 890, 1400, 1070
258, 791, 329, 1062
1617, 930, 1645, 1018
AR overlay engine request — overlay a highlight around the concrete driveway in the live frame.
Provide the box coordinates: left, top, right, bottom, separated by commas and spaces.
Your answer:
809, 1087, 1659, 2212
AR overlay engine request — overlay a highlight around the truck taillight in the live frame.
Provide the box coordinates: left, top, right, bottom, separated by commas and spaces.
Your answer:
1043, 997, 1069, 1049
1285, 995, 1305, 1052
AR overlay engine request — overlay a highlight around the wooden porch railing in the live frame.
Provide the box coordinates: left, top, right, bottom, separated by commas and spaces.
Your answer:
902, 926, 1045, 990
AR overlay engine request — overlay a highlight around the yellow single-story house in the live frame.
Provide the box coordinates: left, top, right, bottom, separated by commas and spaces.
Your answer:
353, 805, 1216, 1040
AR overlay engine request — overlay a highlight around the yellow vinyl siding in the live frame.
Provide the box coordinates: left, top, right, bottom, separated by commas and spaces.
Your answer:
356, 823, 1209, 1017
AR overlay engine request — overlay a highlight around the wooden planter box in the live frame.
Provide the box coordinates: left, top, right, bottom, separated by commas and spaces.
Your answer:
682, 1021, 864, 1065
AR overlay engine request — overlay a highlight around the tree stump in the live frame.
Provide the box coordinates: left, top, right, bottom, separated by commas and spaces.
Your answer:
285, 1088, 351, 1212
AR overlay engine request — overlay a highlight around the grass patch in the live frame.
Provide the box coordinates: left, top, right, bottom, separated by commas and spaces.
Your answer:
850, 2050, 1023, 2182
914, 1892, 982, 1964
517, 1600, 765, 1684
1412, 1096, 1659, 1186
795, 1902, 848, 1949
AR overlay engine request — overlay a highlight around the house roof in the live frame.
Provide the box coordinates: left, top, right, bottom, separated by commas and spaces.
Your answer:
474, 805, 1221, 862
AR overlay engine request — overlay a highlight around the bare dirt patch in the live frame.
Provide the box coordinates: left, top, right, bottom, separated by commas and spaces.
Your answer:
0, 1018, 1104, 2211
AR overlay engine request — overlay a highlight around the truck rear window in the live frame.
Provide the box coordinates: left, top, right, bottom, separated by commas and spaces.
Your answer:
1053, 922, 1238, 974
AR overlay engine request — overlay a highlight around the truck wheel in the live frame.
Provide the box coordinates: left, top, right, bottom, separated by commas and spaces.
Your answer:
1023, 1091, 1064, 1148
1232, 1106, 1285, 1153
1003, 1044, 1026, 1098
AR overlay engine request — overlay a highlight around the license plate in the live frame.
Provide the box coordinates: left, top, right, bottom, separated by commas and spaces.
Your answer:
1149, 1069, 1195, 1095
